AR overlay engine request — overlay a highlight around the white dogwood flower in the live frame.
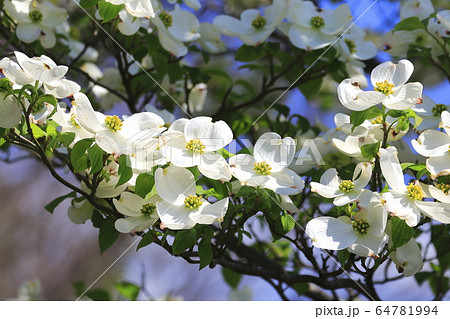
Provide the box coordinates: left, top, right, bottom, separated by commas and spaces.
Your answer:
214, 0, 287, 46
437, 10, 450, 33
113, 192, 160, 233
197, 23, 226, 54
411, 111, 450, 179
337, 25, 377, 62
379, 146, 450, 226
0, 51, 80, 98
73, 92, 165, 157
412, 95, 447, 131
429, 182, 450, 204
159, 116, 233, 182
310, 162, 372, 206
155, 166, 229, 230
306, 192, 388, 257
229, 132, 304, 195
4, 0, 68, 48
52, 103, 94, 145
151, 5, 200, 56
286, 0, 352, 50
389, 237, 423, 277
337, 59, 423, 111
400, 0, 434, 20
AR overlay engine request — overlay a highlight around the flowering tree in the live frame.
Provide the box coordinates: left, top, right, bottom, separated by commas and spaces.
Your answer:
0, 0, 449, 301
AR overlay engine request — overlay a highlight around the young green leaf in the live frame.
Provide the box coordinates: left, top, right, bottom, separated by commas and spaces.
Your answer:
30, 123, 46, 139
361, 142, 380, 160
115, 282, 140, 301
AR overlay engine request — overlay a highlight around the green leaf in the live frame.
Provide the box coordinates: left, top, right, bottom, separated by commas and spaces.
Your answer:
338, 249, 351, 266
44, 191, 76, 214
70, 138, 94, 172
350, 106, 382, 130
230, 113, 252, 137
401, 163, 426, 172
135, 173, 155, 199
59, 132, 76, 148
99, 220, 120, 253
85, 289, 111, 301
198, 238, 213, 270
117, 154, 133, 187
98, 0, 123, 23
299, 77, 323, 100
204, 69, 233, 86
30, 123, 46, 139
136, 231, 155, 251
115, 282, 140, 301
360, 142, 380, 160
211, 180, 229, 200
393, 17, 426, 32
80, 0, 99, 8
91, 210, 104, 228
391, 216, 415, 249
88, 144, 104, 175
222, 268, 242, 289
36, 94, 58, 108
279, 212, 295, 234
172, 229, 197, 255
292, 283, 309, 296
396, 115, 410, 132
235, 44, 264, 62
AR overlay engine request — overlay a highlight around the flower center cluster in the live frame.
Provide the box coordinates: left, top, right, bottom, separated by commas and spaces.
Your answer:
32, 102, 45, 114
344, 39, 357, 54
339, 180, 354, 193
374, 80, 395, 95
185, 138, 206, 154
184, 195, 203, 209
352, 219, 370, 235
140, 203, 156, 216
70, 113, 81, 128
432, 103, 447, 116
29, 10, 43, 23
159, 12, 173, 28
251, 16, 267, 29
370, 116, 384, 125
436, 183, 450, 195
406, 183, 424, 201
310, 16, 325, 28
253, 161, 272, 175
105, 115, 123, 132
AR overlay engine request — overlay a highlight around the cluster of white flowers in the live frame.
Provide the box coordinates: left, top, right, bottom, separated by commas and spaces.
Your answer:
306, 59, 450, 277
381, 0, 450, 58
0, 51, 305, 233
